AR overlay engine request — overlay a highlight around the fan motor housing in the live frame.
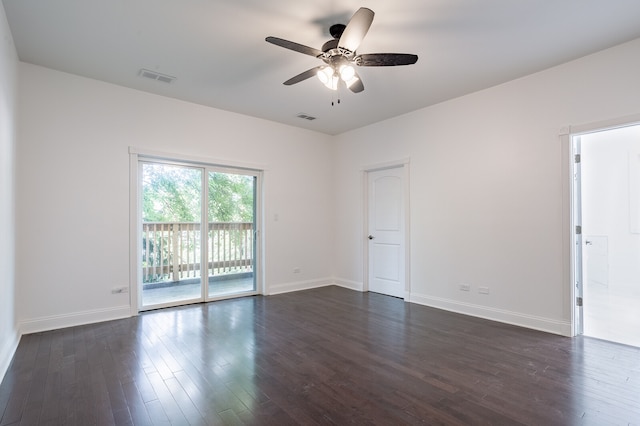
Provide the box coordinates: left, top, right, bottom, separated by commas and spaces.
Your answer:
329, 23, 346, 39
321, 39, 339, 53
321, 38, 355, 63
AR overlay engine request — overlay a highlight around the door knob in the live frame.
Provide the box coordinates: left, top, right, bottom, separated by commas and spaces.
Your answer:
368, 235, 375, 240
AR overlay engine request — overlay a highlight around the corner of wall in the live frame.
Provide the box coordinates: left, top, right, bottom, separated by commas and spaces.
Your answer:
266, 277, 335, 296
0, 0, 19, 383
0, 331, 20, 382
333, 278, 364, 292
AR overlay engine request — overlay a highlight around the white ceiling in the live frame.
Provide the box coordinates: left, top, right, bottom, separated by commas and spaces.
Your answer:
4, 0, 640, 135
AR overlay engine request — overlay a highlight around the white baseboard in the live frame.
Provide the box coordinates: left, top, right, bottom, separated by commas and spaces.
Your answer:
333, 278, 364, 292
18, 305, 133, 335
267, 277, 333, 295
410, 292, 572, 337
0, 330, 20, 384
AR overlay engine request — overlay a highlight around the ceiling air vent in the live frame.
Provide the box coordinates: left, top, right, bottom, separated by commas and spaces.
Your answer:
296, 113, 317, 121
138, 69, 176, 84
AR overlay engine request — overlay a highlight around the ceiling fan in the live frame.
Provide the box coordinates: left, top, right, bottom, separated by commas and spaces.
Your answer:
266, 7, 418, 93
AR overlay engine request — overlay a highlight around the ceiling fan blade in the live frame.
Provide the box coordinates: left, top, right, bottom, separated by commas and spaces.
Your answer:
266, 36, 323, 58
347, 70, 364, 93
356, 53, 419, 66
338, 7, 374, 53
283, 66, 324, 85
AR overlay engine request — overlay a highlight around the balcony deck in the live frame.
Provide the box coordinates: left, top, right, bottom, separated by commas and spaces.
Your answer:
142, 275, 255, 306
141, 221, 255, 307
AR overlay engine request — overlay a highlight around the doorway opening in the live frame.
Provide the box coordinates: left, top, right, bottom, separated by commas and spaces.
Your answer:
572, 123, 640, 347
136, 157, 261, 311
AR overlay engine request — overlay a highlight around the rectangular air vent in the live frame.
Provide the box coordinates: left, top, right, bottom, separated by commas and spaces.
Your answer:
138, 69, 176, 84
296, 113, 317, 121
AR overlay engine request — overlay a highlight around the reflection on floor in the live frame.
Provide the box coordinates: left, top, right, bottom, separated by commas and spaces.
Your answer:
584, 281, 640, 347
142, 276, 255, 306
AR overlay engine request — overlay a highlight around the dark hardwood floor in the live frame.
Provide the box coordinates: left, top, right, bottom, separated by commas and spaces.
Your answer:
1, 286, 639, 425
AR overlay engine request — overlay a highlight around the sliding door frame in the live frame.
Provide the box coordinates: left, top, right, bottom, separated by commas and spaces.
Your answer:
129, 147, 265, 315
204, 166, 260, 302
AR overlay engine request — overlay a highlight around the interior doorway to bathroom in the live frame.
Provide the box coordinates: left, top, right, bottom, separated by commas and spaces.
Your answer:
573, 123, 640, 347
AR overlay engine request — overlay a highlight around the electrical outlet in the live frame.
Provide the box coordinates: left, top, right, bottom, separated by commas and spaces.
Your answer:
478, 287, 490, 295
111, 286, 129, 294
459, 284, 471, 292
293, 267, 301, 274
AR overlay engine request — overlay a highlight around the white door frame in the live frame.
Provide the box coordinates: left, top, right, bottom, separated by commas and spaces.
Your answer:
561, 113, 640, 337
129, 147, 265, 315
363, 159, 411, 300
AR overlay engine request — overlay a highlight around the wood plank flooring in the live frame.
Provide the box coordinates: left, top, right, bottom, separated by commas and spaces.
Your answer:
1, 286, 639, 425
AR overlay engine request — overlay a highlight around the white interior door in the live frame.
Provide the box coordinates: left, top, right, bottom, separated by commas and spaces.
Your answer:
367, 167, 405, 299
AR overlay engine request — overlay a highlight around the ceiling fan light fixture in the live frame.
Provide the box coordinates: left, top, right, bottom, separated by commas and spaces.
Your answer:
266, 7, 417, 94
343, 75, 360, 89
339, 64, 355, 81
317, 66, 338, 90
316, 66, 331, 84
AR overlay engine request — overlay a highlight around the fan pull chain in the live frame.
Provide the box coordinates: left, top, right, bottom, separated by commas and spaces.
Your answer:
331, 85, 342, 106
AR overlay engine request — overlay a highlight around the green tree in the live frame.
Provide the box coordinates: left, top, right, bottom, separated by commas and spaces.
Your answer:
208, 172, 254, 222
142, 163, 201, 222
142, 164, 254, 223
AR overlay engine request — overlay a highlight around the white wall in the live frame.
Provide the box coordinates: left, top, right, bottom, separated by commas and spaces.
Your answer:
333, 38, 640, 335
16, 63, 334, 332
10, 22, 640, 344
0, 2, 18, 380
581, 125, 640, 289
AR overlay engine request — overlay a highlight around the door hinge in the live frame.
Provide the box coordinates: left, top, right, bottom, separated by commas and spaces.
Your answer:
576, 297, 583, 307
576, 225, 582, 235
574, 154, 581, 163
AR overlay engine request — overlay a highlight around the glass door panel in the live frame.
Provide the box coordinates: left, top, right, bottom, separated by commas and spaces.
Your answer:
140, 162, 203, 308
207, 171, 256, 298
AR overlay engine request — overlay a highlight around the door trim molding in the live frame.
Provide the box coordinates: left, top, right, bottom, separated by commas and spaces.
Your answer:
362, 159, 411, 300
561, 114, 640, 337
129, 151, 140, 316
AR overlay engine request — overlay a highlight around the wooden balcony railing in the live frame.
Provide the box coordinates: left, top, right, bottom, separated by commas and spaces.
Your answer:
142, 222, 253, 283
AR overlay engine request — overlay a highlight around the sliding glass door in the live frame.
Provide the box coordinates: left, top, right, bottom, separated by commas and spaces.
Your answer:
207, 171, 257, 298
139, 160, 259, 311
140, 162, 203, 307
